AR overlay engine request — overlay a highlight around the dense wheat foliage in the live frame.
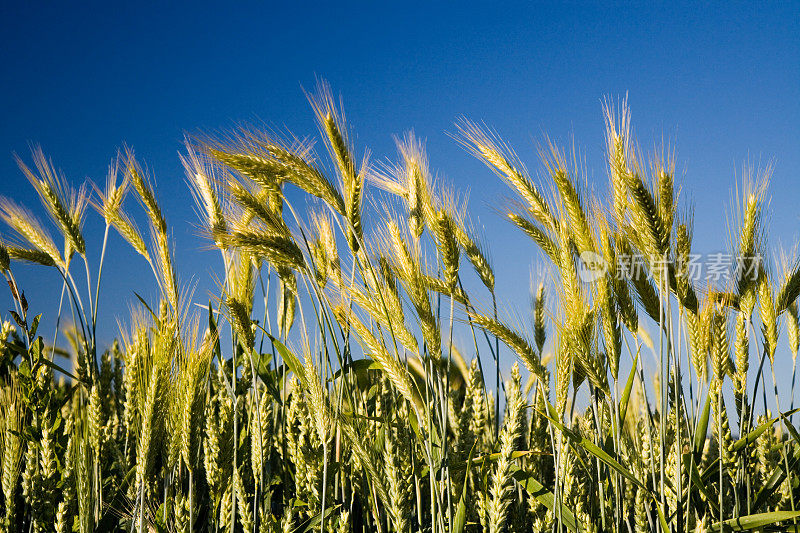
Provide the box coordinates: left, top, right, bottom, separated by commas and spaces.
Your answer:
1, 85, 800, 533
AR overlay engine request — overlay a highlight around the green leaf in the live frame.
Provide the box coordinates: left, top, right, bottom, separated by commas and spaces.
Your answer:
250, 352, 283, 403
709, 510, 800, 532
38, 356, 84, 383
453, 440, 479, 533
151, 501, 169, 533
257, 328, 307, 387
3, 340, 28, 358
469, 450, 539, 465
780, 412, 800, 447
754, 443, 800, 513
9, 310, 25, 329
251, 348, 273, 382
330, 358, 382, 381
695, 388, 712, 453
752, 416, 800, 510
653, 497, 670, 533
513, 469, 577, 532
407, 404, 422, 441
208, 302, 222, 366
618, 350, 639, 427
30, 336, 44, 362
275, 338, 305, 383
29, 313, 40, 339
96, 465, 137, 531
540, 403, 645, 490
290, 504, 341, 533
733, 410, 798, 452
133, 291, 157, 320
687, 452, 716, 508
702, 410, 800, 486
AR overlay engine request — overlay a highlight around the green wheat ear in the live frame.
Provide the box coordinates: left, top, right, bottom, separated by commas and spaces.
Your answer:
487, 363, 524, 533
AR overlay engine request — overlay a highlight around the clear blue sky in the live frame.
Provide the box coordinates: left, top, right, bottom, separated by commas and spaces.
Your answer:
1, 2, 798, 383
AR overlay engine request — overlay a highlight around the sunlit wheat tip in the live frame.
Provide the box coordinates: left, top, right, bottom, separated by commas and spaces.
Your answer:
0, 199, 64, 269
182, 142, 227, 245
17, 147, 88, 257
455, 118, 554, 231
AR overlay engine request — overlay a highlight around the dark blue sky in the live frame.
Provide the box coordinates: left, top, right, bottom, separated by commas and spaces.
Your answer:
1, 2, 798, 376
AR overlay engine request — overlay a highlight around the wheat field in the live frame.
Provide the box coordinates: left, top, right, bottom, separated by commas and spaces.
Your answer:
0, 83, 799, 533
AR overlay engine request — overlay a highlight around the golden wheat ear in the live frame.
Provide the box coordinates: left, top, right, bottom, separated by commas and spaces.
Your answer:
92, 158, 149, 260
453, 118, 555, 232
539, 141, 594, 255
16, 146, 88, 258
123, 150, 165, 234
181, 140, 227, 246
222, 218, 304, 272
307, 81, 366, 252
603, 95, 634, 224
0, 198, 64, 269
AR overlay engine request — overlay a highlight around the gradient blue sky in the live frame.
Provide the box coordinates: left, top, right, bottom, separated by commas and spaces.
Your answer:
1, 2, 798, 381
